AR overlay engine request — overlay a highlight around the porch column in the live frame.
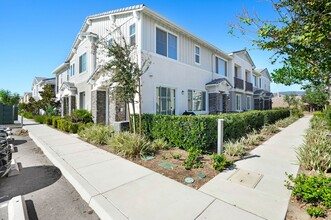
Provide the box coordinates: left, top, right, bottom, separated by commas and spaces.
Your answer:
208, 93, 221, 114
91, 90, 106, 124
68, 96, 76, 115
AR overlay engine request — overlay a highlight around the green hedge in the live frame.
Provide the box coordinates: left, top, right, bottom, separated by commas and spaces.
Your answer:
34, 115, 47, 124
139, 109, 290, 150
52, 116, 61, 128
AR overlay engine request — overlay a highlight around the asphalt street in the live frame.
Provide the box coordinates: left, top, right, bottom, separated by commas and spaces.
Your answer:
0, 128, 100, 220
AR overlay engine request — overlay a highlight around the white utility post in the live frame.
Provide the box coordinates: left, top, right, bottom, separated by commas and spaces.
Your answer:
21, 115, 23, 127
217, 119, 224, 154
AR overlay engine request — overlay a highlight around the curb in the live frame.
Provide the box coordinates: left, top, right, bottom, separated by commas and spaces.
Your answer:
25, 126, 127, 220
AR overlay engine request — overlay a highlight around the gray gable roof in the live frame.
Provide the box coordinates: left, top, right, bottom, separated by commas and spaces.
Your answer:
206, 78, 233, 87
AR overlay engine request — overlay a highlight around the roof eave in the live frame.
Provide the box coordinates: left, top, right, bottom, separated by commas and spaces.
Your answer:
52, 63, 69, 74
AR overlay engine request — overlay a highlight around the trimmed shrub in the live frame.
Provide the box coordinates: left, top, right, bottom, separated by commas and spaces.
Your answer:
212, 154, 233, 171
70, 109, 93, 124
313, 111, 323, 117
52, 116, 61, 128
260, 124, 280, 136
297, 116, 331, 172
23, 112, 33, 119
224, 140, 246, 157
68, 122, 79, 133
34, 115, 46, 124
79, 124, 114, 145
44, 116, 53, 125
107, 132, 154, 158
139, 109, 290, 150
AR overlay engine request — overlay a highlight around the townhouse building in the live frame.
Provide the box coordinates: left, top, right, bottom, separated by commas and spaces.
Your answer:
31, 77, 56, 101
52, 4, 272, 124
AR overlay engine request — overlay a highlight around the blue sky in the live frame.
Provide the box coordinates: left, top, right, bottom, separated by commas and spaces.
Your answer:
0, 0, 302, 96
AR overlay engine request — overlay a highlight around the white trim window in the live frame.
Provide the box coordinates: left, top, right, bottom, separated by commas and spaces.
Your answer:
79, 53, 87, 73
246, 96, 251, 110
188, 90, 206, 111
215, 57, 227, 76
252, 75, 257, 87
156, 86, 176, 115
236, 94, 242, 111
129, 23, 136, 46
70, 64, 75, 77
259, 78, 263, 89
79, 92, 85, 109
194, 45, 200, 64
156, 27, 178, 60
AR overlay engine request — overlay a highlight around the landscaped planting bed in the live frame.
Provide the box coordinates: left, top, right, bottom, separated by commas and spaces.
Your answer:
286, 112, 331, 219
78, 112, 298, 189
28, 109, 299, 189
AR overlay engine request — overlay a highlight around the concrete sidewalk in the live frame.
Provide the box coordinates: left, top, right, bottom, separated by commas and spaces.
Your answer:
22, 117, 260, 220
200, 115, 312, 220
22, 115, 311, 220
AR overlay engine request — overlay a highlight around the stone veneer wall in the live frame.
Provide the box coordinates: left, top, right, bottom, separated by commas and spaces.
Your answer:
69, 96, 76, 114
208, 93, 221, 114
91, 90, 106, 124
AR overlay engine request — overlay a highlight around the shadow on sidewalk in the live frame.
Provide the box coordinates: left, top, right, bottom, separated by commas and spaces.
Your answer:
0, 165, 62, 203
13, 139, 28, 146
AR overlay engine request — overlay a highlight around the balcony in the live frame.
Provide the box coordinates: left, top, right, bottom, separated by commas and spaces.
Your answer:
245, 81, 253, 92
234, 77, 244, 89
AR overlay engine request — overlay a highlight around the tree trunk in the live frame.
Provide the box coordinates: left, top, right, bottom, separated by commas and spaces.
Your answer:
131, 100, 136, 134
138, 78, 143, 136
127, 102, 132, 133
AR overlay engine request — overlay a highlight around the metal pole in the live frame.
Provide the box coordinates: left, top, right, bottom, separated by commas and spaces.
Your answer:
21, 115, 23, 127
217, 119, 224, 154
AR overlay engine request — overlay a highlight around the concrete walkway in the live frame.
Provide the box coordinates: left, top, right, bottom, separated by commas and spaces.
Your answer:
200, 115, 312, 220
22, 115, 311, 220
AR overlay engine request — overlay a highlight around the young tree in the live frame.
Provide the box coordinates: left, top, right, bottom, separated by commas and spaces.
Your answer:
37, 84, 59, 112
98, 36, 150, 134
230, 0, 331, 88
302, 86, 329, 111
283, 94, 298, 108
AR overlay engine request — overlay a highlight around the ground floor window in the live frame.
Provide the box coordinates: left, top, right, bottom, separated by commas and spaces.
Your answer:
246, 96, 251, 110
188, 90, 206, 111
156, 86, 176, 115
79, 92, 85, 109
236, 94, 242, 111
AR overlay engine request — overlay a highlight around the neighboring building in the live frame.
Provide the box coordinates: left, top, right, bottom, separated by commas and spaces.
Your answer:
21, 92, 32, 103
32, 77, 56, 101
253, 68, 273, 110
272, 91, 304, 108
52, 4, 271, 124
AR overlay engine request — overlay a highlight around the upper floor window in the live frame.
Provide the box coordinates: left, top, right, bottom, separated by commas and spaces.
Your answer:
216, 57, 227, 76
234, 66, 240, 78
66, 68, 70, 81
188, 90, 206, 111
79, 53, 87, 73
195, 46, 200, 64
70, 64, 75, 76
245, 71, 250, 82
129, 24, 136, 46
156, 27, 177, 60
259, 78, 263, 88
252, 75, 257, 87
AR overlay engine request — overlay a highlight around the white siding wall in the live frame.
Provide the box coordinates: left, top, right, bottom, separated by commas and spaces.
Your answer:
141, 53, 212, 115
141, 14, 221, 73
